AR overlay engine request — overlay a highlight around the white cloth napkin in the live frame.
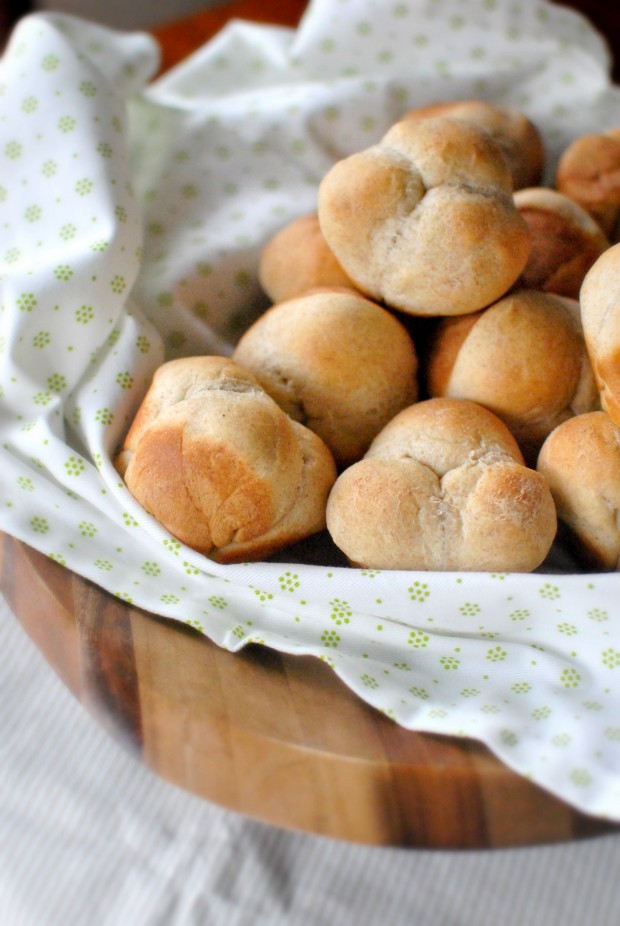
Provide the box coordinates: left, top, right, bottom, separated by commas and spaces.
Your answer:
2, 0, 620, 823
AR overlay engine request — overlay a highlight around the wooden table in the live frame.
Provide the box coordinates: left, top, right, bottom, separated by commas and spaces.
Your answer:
2, 0, 619, 849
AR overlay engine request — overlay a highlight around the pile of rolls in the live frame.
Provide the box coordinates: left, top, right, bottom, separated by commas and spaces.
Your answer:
117, 101, 620, 573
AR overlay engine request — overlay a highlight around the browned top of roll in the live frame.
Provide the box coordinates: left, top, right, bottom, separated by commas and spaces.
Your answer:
317, 117, 531, 317
537, 410, 620, 570
326, 397, 557, 572
580, 241, 620, 427
258, 213, 357, 303
556, 128, 620, 239
402, 99, 545, 190
513, 186, 609, 299
425, 289, 599, 463
233, 288, 419, 467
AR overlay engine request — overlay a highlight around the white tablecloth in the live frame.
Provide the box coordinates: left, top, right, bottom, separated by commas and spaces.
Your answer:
2, 592, 620, 926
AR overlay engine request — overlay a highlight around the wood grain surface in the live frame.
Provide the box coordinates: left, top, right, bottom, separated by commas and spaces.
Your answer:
2, 0, 620, 849
1, 533, 614, 848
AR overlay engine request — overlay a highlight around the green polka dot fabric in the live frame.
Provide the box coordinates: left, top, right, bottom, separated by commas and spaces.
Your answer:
2, 1, 620, 822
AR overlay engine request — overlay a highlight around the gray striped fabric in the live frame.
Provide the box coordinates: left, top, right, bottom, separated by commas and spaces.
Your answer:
2, 592, 620, 926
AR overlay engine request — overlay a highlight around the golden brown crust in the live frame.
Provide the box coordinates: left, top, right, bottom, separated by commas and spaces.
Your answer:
513, 187, 609, 299
115, 356, 337, 563
423, 312, 481, 397
317, 117, 531, 317
556, 130, 620, 239
580, 241, 620, 426
402, 99, 545, 190
537, 411, 620, 570
425, 290, 599, 464
326, 398, 557, 572
258, 213, 358, 303
232, 289, 419, 467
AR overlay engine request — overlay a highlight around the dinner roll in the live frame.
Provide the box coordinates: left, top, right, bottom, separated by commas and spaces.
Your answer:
232, 288, 419, 467
258, 213, 357, 303
317, 117, 531, 316
426, 289, 599, 463
556, 129, 620, 239
513, 187, 609, 299
326, 398, 557, 572
537, 411, 620, 570
580, 242, 620, 426
115, 356, 337, 563
402, 99, 545, 190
